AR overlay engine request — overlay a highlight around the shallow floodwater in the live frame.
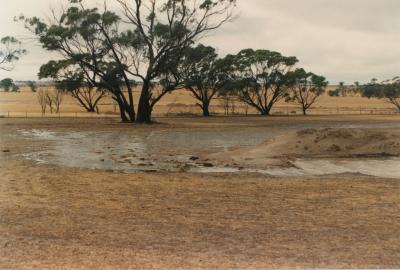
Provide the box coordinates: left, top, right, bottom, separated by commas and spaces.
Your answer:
15, 124, 400, 179
263, 159, 400, 179
18, 128, 275, 173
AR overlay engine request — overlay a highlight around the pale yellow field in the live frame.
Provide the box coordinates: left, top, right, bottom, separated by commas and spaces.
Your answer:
0, 86, 397, 117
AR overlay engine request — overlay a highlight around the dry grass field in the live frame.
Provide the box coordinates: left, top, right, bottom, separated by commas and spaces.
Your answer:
1, 159, 399, 269
0, 116, 400, 269
0, 86, 397, 117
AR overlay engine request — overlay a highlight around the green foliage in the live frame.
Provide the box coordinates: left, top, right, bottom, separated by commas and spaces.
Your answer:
285, 68, 328, 114
361, 77, 400, 99
361, 77, 400, 111
176, 44, 231, 116
0, 78, 16, 92
221, 49, 298, 115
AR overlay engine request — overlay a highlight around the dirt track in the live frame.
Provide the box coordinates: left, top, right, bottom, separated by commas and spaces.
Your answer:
1, 116, 400, 269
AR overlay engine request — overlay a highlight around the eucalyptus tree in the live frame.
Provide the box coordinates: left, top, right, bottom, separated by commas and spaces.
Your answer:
114, 0, 236, 122
23, 0, 236, 123
39, 60, 108, 113
0, 36, 26, 71
224, 49, 298, 116
0, 78, 17, 92
285, 68, 328, 115
361, 77, 400, 112
179, 44, 230, 116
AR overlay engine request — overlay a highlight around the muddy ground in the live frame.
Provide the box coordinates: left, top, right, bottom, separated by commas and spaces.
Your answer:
0, 116, 400, 269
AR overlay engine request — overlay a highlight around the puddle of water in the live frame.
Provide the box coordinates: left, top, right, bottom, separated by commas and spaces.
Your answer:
293, 159, 400, 179
18, 128, 273, 173
192, 159, 400, 179
19, 129, 57, 139
189, 166, 241, 174
16, 128, 400, 179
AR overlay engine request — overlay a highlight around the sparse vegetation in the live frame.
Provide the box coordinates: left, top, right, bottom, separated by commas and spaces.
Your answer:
329, 81, 361, 97
37, 89, 47, 115
37, 88, 64, 114
27, 81, 37, 92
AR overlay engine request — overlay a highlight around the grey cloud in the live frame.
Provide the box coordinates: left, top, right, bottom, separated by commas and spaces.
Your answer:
1, 0, 400, 83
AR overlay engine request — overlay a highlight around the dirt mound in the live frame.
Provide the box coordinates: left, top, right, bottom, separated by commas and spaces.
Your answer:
263, 128, 400, 158
208, 128, 400, 168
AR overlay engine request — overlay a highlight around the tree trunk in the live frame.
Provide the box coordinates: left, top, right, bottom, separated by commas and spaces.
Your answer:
260, 108, 270, 116
136, 80, 152, 123
116, 101, 128, 122
302, 107, 307, 115
87, 106, 96, 113
202, 102, 210, 117
125, 104, 136, 122
112, 94, 131, 123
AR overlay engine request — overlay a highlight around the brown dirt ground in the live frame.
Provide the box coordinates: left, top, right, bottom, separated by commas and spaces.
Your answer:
1, 160, 399, 269
0, 117, 400, 269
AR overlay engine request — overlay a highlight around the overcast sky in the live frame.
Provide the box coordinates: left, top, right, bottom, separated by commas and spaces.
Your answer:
1, 0, 400, 84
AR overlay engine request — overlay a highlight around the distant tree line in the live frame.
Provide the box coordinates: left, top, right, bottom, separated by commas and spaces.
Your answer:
328, 81, 361, 97
327, 78, 400, 112
360, 77, 400, 112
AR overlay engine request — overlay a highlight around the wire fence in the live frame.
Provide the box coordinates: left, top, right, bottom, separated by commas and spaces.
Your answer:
0, 105, 399, 119
0, 111, 120, 119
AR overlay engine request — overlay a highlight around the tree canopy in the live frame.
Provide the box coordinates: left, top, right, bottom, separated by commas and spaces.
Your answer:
178, 44, 231, 116
0, 78, 18, 92
222, 49, 298, 115
285, 68, 328, 115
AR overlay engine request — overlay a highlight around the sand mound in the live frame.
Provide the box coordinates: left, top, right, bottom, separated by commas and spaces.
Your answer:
261, 128, 400, 158
208, 128, 400, 168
